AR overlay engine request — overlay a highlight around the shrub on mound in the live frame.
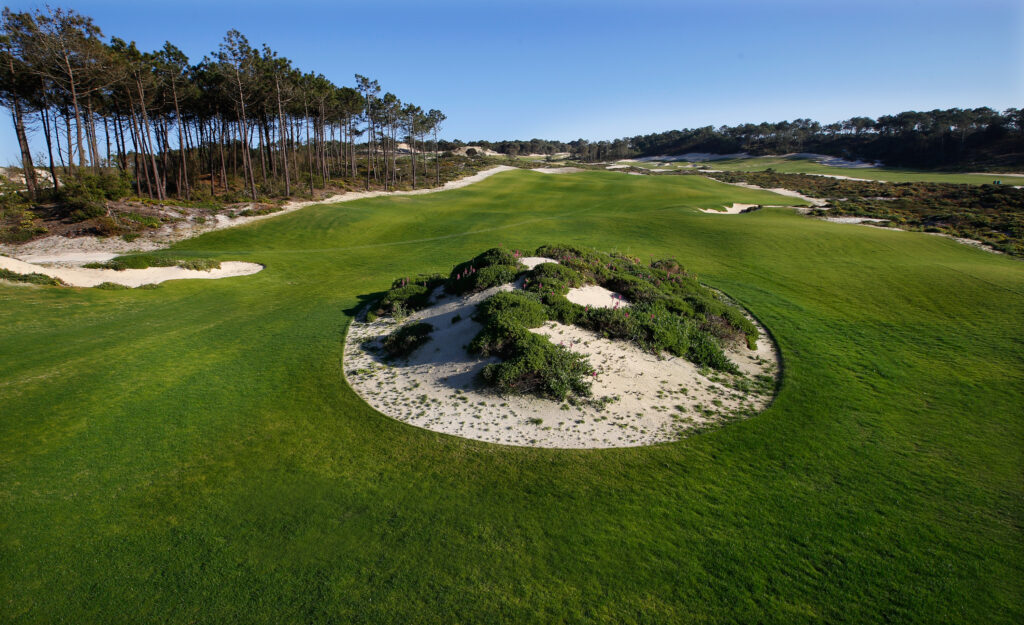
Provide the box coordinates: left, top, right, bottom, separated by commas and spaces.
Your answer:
469, 292, 548, 356
364, 244, 758, 400
446, 247, 523, 295
531, 243, 758, 348
481, 332, 593, 401
383, 322, 434, 358
374, 274, 446, 316
522, 262, 584, 296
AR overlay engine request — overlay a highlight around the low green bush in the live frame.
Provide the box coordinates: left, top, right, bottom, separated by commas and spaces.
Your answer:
238, 206, 282, 217
382, 322, 434, 358
83, 254, 221, 272
448, 263, 520, 295
446, 247, 523, 294
93, 282, 130, 290
177, 258, 221, 271
122, 212, 161, 228
481, 332, 593, 401
474, 291, 548, 329
686, 330, 737, 372
59, 172, 132, 221
373, 274, 446, 317
469, 292, 548, 356
377, 284, 431, 315
0, 268, 64, 286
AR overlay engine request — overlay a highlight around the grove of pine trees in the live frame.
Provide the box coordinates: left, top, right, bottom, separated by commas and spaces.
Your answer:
0, 6, 448, 204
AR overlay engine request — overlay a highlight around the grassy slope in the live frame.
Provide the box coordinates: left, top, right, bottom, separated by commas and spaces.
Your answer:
1, 170, 1022, 624
698, 156, 1021, 184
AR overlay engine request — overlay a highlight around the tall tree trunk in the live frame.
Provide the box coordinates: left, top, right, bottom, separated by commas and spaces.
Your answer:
9, 98, 37, 198
267, 120, 277, 180
274, 76, 291, 197
411, 126, 417, 190
103, 116, 111, 169
62, 52, 86, 170
55, 110, 67, 173
231, 70, 258, 203
304, 103, 314, 195
135, 77, 164, 200
40, 106, 59, 191
219, 118, 228, 193
64, 112, 74, 174
85, 98, 101, 174
127, 106, 151, 198
257, 119, 268, 185
171, 85, 190, 200
434, 131, 440, 187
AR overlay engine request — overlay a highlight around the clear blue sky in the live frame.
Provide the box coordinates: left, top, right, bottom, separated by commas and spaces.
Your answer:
2, 0, 1022, 163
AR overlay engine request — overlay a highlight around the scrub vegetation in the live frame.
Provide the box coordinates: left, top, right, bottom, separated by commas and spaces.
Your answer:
84, 253, 222, 271
701, 170, 1024, 255
370, 244, 757, 401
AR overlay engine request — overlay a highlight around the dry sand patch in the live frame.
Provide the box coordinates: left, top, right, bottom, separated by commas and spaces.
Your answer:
0, 254, 262, 287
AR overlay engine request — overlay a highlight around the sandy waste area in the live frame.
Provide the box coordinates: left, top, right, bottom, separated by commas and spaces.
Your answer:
344, 257, 778, 449
0, 253, 262, 287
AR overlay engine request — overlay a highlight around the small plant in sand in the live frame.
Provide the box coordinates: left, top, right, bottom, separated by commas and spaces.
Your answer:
84, 253, 222, 272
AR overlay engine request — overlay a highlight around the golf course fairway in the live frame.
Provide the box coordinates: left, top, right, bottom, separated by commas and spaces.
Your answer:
2, 170, 1022, 623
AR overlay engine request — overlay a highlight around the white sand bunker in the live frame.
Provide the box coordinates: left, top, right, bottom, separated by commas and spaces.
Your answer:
700, 203, 759, 215
0, 254, 262, 288
565, 284, 629, 309
532, 167, 585, 174
344, 265, 778, 449
518, 256, 558, 270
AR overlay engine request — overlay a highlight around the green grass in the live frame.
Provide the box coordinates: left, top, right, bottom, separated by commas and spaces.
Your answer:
692, 155, 1023, 184
1, 169, 1022, 623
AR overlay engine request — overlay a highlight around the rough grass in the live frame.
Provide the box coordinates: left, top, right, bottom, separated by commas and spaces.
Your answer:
1, 169, 1022, 624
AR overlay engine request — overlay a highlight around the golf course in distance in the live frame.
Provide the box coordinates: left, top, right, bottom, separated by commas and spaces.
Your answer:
2, 169, 1022, 623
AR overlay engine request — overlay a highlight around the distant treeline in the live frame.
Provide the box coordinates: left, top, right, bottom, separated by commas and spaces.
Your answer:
461, 108, 1024, 169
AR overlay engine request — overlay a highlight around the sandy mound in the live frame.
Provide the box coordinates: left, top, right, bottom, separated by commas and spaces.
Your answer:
0, 255, 262, 287
344, 269, 778, 449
